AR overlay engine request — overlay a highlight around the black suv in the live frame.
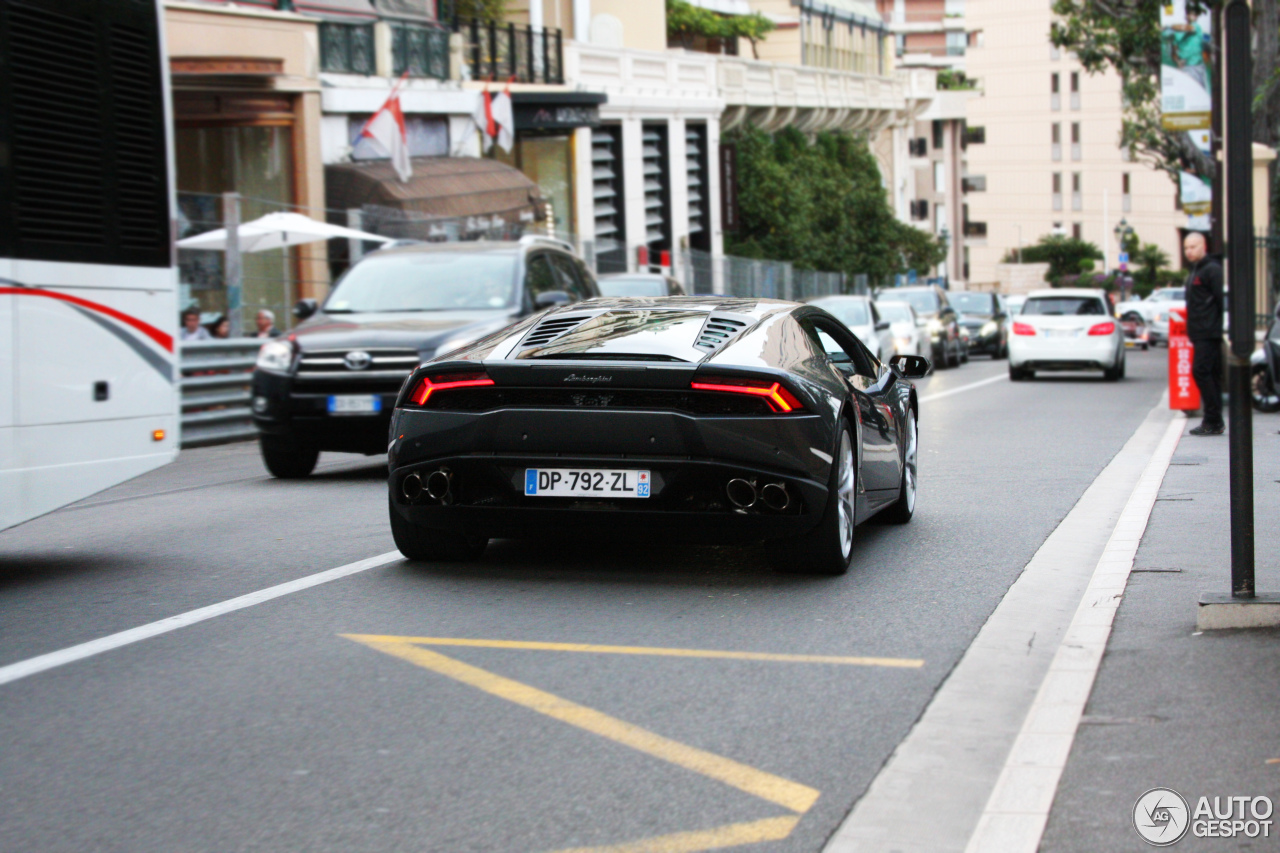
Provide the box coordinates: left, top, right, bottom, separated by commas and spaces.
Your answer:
251, 238, 600, 477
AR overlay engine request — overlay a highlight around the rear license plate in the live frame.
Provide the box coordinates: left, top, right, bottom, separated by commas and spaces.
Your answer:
1043, 328, 1078, 338
525, 469, 651, 498
328, 394, 381, 415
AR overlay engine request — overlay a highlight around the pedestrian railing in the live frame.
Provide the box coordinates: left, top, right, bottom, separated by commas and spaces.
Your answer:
179, 339, 260, 449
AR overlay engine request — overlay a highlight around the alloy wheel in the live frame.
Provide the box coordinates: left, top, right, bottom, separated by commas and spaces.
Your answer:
902, 416, 918, 514
837, 430, 856, 559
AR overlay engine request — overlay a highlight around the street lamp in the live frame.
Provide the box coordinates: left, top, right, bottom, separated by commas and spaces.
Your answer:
1113, 217, 1134, 299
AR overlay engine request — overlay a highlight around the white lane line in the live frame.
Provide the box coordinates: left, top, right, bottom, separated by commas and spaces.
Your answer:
963, 413, 1184, 852
918, 373, 1008, 403
0, 550, 403, 687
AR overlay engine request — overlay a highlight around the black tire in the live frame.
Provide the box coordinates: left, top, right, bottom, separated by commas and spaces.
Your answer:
259, 435, 319, 479
881, 412, 917, 525
1252, 363, 1280, 413
1104, 353, 1124, 382
933, 344, 949, 369
767, 423, 856, 575
389, 500, 488, 562
1009, 365, 1029, 381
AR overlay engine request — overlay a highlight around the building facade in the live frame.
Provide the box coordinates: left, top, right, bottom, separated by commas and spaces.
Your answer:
962, 0, 1183, 285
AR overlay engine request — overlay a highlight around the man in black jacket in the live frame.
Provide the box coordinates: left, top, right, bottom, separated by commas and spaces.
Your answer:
1182, 231, 1225, 435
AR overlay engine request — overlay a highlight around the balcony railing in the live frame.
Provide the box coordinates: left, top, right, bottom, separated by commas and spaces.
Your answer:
319, 21, 376, 75
459, 17, 563, 84
392, 21, 450, 79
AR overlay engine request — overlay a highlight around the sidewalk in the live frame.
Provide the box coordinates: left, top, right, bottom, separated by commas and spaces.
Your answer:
1040, 413, 1280, 852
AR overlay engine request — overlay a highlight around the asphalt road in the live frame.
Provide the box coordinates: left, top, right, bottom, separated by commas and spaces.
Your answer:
0, 351, 1171, 853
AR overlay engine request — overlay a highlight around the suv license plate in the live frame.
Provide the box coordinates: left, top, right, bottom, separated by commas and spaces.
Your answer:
328, 395, 381, 415
525, 469, 650, 498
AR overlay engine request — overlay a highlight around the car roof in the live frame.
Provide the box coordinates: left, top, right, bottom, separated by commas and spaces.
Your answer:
880, 285, 937, 294
810, 294, 869, 302
569, 295, 790, 318
366, 241, 527, 258
1026, 288, 1107, 298
599, 272, 669, 281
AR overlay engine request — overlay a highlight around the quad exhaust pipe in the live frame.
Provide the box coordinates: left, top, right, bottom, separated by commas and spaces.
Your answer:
726, 478, 790, 512
401, 468, 454, 504
726, 478, 757, 509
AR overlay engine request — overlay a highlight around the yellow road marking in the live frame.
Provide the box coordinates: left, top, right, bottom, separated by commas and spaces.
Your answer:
343, 635, 821, 814
344, 634, 923, 669
547, 816, 800, 853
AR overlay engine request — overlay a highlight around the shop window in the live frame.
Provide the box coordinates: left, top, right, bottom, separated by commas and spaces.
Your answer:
348, 114, 448, 160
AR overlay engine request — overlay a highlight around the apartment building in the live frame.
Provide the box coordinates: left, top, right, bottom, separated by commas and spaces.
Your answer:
878, 0, 972, 286
963, 0, 1183, 285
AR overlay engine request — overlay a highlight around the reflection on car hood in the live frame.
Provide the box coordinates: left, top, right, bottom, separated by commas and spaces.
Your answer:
293, 309, 516, 356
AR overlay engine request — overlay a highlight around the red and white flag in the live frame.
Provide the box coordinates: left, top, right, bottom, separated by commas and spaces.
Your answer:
359, 79, 412, 182
472, 86, 514, 154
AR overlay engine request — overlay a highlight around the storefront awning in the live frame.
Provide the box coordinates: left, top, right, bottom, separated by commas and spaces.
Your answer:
511, 92, 607, 131
325, 156, 544, 222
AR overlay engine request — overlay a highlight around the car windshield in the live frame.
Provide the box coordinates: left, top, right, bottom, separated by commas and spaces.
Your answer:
879, 290, 940, 315
1150, 288, 1185, 301
876, 302, 913, 323
324, 252, 518, 313
950, 293, 996, 314
1023, 297, 1107, 316
813, 299, 870, 327
598, 279, 668, 298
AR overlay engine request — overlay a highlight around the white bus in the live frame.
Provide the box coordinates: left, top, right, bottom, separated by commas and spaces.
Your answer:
0, 0, 180, 532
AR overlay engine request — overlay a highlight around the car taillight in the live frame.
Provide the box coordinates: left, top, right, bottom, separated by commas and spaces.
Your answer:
409, 370, 494, 405
1012, 322, 1036, 336
690, 377, 805, 413
1088, 322, 1116, 336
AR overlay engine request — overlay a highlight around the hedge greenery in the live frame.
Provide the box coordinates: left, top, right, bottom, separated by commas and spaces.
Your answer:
724, 127, 946, 281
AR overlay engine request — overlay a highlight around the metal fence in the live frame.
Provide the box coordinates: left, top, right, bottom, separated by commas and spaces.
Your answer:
677, 249, 861, 300
179, 340, 259, 448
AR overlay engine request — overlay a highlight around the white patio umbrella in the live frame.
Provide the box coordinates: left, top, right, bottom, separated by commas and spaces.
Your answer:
176, 211, 393, 252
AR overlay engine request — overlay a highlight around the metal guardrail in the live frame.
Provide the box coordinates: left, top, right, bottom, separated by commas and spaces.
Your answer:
179, 339, 260, 449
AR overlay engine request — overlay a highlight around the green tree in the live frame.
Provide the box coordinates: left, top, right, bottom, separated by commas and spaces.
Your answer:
1132, 242, 1171, 289
667, 0, 774, 57
726, 127, 945, 281
1002, 234, 1104, 284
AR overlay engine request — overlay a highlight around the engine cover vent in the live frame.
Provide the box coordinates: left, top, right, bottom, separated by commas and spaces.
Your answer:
694, 315, 748, 352
520, 314, 592, 348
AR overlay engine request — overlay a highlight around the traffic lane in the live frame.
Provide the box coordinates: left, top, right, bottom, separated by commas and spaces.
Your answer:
0, 356, 1001, 666
0, 352, 1171, 851
0, 445, 393, 667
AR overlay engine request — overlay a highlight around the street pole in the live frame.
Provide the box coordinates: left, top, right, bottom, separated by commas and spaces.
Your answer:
1223, 0, 1255, 599
222, 192, 244, 339
1211, 3, 1225, 254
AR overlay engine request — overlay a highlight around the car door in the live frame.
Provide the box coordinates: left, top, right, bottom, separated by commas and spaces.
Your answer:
807, 317, 901, 495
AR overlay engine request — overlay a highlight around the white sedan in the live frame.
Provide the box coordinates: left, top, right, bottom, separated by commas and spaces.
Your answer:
809, 295, 896, 361
1008, 289, 1126, 381
874, 299, 925, 357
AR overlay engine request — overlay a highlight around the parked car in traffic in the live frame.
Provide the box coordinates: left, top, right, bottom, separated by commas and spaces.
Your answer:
1006, 294, 1027, 315
808, 295, 895, 361
948, 291, 1010, 359
1114, 288, 1185, 346
387, 296, 931, 575
874, 300, 926, 358
1119, 310, 1150, 350
875, 285, 964, 368
251, 237, 600, 477
597, 273, 685, 298
1008, 289, 1126, 381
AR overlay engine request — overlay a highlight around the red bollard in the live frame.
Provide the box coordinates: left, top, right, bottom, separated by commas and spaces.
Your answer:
1168, 307, 1201, 410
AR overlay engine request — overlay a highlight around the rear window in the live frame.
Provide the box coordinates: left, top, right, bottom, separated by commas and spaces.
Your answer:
812, 299, 870, 327
1022, 296, 1107, 316
878, 290, 940, 315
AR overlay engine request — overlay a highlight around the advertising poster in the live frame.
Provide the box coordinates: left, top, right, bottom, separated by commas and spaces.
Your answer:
1180, 128, 1213, 229
1160, 0, 1212, 130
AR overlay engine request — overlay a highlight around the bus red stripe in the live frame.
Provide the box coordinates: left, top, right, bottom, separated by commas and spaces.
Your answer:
0, 287, 174, 353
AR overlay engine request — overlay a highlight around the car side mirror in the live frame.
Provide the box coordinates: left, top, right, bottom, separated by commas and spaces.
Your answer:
891, 354, 931, 379
534, 290, 572, 310
294, 298, 318, 320
875, 320, 891, 331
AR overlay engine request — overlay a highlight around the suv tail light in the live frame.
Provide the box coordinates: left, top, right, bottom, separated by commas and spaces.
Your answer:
690, 376, 805, 413
409, 370, 494, 406
1088, 322, 1116, 336
1012, 322, 1036, 336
